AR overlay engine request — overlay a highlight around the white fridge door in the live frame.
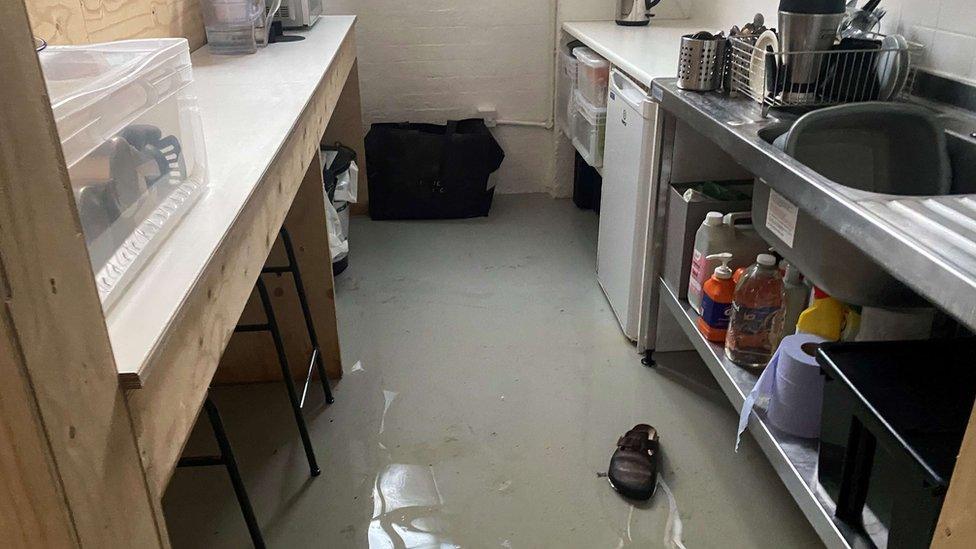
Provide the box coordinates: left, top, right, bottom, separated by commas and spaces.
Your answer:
597, 70, 655, 341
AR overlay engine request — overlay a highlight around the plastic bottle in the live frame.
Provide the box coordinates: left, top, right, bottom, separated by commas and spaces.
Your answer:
796, 287, 850, 341
688, 212, 728, 314
779, 260, 808, 339
688, 212, 769, 314
697, 253, 735, 343
725, 254, 784, 369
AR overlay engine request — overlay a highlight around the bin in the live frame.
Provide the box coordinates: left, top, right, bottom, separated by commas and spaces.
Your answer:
817, 340, 976, 548
321, 144, 359, 275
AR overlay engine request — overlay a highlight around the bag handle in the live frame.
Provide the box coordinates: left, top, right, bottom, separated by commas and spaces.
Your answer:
435, 121, 458, 193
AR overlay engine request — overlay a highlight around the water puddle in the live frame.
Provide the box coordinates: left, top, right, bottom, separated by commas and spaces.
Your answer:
368, 464, 459, 549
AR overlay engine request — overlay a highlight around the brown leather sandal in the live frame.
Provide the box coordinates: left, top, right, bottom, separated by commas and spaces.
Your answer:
607, 424, 660, 500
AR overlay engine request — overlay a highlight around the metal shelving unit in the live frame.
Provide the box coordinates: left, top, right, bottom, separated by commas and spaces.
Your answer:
659, 280, 871, 549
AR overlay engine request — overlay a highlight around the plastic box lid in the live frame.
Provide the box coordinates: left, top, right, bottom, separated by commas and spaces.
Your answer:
40, 39, 193, 169
572, 46, 610, 69
574, 89, 607, 125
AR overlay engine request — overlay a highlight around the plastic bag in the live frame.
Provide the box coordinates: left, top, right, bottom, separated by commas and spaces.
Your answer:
323, 194, 348, 261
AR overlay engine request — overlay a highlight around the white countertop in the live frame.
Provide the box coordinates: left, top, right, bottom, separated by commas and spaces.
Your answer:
562, 20, 704, 87
106, 16, 356, 385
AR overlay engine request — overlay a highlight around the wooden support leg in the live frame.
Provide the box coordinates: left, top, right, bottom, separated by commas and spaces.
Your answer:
216, 151, 344, 384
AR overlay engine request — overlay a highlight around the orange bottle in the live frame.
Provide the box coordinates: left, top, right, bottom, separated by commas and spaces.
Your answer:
697, 253, 735, 343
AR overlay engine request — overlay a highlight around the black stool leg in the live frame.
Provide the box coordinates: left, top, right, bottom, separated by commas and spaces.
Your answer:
279, 227, 335, 404
254, 277, 321, 477
179, 396, 266, 549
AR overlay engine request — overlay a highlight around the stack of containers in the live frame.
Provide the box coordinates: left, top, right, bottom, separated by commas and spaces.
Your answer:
557, 48, 579, 139
39, 39, 208, 309
571, 47, 610, 168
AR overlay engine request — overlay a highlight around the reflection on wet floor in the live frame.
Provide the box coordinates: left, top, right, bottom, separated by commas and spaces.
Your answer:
369, 464, 456, 548
163, 196, 822, 548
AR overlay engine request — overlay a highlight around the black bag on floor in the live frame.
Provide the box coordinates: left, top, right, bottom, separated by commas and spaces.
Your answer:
365, 119, 504, 220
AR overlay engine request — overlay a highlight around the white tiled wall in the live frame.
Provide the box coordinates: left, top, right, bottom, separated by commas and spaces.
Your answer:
697, 0, 976, 84
884, 0, 976, 84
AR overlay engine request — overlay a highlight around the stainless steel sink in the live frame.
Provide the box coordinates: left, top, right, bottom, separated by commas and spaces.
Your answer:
653, 78, 976, 330
749, 103, 970, 306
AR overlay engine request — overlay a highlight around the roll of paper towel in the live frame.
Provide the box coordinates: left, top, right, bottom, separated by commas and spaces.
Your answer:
736, 333, 827, 450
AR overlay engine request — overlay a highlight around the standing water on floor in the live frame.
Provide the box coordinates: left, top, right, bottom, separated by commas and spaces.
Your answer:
163, 195, 821, 548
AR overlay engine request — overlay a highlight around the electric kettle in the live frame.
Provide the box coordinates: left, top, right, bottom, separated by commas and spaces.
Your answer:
616, 0, 662, 26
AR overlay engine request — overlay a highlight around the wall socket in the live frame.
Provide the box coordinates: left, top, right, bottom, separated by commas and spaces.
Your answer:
477, 105, 498, 127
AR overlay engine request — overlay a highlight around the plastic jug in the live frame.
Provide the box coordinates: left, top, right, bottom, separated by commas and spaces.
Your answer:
688, 212, 769, 314
725, 254, 785, 369
200, 0, 264, 54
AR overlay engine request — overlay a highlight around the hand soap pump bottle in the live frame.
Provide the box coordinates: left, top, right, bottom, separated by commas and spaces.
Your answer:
688, 212, 726, 314
697, 253, 735, 343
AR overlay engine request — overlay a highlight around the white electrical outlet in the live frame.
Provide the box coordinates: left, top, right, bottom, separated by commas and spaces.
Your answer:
477, 105, 498, 127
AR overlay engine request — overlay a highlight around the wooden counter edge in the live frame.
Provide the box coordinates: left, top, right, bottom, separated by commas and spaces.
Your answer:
124, 31, 356, 497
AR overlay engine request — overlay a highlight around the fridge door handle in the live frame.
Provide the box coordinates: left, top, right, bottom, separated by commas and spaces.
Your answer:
610, 69, 652, 115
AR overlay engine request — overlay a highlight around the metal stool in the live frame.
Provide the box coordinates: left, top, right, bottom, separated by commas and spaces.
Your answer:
178, 396, 265, 549
235, 227, 335, 477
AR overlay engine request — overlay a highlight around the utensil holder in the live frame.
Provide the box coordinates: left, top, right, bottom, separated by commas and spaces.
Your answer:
677, 34, 726, 91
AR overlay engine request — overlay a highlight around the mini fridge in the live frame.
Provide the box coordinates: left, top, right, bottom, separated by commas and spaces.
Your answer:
597, 69, 659, 341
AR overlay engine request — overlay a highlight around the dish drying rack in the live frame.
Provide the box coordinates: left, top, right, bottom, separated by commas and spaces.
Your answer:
728, 34, 924, 117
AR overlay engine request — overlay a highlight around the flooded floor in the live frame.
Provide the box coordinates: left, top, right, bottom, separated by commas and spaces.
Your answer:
164, 194, 822, 548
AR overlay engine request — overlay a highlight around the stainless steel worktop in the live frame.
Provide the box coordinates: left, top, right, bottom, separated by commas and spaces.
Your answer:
650, 78, 976, 332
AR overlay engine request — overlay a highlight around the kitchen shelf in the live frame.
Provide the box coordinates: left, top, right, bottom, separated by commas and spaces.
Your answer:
659, 279, 870, 549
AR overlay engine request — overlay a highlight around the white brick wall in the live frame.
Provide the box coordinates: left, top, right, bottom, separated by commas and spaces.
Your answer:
327, 0, 553, 125
325, 0, 694, 195
325, 0, 556, 194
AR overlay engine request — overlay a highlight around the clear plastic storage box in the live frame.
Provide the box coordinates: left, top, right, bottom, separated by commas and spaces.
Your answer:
571, 89, 607, 168
573, 46, 610, 107
557, 49, 579, 138
39, 39, 208, 309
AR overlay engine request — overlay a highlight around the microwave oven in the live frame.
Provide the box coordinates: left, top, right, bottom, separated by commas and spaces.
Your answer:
273, 0, 322, 28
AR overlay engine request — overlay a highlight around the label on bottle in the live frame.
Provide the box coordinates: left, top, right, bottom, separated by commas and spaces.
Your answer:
700, 293, 731, 330
730, 302, 780, 335
689, 249, 707, 300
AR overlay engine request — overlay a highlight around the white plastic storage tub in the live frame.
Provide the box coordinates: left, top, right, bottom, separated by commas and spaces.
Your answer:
573, 46, 610, 107
557, 49, 579, 138
39, 39, 208, 309
571, 89, 607, 168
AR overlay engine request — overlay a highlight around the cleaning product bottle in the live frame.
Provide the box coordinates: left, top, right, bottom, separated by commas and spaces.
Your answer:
688, 212, 726, 314
779, 260, 808, 338
689, 212, 769, 314
725, 254, 784, 369
697, 253, 735, 343
795, 287, 849, 341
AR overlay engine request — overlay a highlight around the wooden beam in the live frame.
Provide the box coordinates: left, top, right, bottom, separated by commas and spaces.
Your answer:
323, 59, 369, 215
215, 153, 343, 384
0, 1, 164, 546
125, 32, 356, 496
933, 404, 976, 548
0, 291, 77, 548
